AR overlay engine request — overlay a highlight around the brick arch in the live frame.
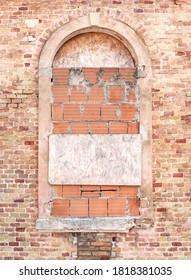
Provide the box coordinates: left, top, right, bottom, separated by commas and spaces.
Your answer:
39, 14, 151, 71
38, 7, 151, 58
37, 13, 152, 231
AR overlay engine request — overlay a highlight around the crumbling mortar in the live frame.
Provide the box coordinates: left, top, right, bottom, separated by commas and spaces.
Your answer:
87, 122, 91, 134
67, 123, 72, 134
115, 104, 121, 120
68, 68, 138, 104
79, 104, 85, 115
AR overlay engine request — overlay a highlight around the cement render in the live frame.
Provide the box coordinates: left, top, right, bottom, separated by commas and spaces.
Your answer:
49, 134, 141, 185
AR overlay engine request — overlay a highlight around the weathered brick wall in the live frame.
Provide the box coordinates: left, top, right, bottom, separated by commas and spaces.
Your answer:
0, 0, 191, 260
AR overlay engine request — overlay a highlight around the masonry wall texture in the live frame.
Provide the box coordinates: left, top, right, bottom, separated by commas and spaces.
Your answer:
0, 0, 191, 260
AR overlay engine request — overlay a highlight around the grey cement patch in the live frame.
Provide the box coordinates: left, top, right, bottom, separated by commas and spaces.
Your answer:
36, 217, 136, 232
49, 134, 141, 185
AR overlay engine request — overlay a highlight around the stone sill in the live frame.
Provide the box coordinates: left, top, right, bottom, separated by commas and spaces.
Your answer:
36, 217, 138, 232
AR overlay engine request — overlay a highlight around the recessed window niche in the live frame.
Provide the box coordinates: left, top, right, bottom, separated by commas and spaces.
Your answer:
37, 14, 152, 232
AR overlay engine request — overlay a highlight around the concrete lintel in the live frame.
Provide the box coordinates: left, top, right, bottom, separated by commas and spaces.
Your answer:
36, 217, 136, 232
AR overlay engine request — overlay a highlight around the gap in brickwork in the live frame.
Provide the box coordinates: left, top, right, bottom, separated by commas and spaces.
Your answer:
77, 233, 114, 260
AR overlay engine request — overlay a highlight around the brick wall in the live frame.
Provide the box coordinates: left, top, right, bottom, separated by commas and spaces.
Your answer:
0, 0, 191, 260
51, 67, 140, 218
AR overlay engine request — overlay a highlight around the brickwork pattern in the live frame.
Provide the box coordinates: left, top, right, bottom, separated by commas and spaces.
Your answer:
0, 0, 191, 260
52, 67, 139, 134
52, 185, 139, 217
50, 67, 140, 218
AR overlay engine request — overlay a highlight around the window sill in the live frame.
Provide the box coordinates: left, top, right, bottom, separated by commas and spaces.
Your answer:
36, 217, 138, 232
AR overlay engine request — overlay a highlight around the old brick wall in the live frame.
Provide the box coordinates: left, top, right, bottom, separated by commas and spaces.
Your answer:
0, 0, 191, 260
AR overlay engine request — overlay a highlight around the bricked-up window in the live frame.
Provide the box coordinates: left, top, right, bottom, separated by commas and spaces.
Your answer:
37, 18, 152, 231
50, 67, 140, 218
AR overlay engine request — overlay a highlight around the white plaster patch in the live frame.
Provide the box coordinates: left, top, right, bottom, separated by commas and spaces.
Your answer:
25, 19, 38, 28
49, 134, 141, 185
89, 12, 100, 26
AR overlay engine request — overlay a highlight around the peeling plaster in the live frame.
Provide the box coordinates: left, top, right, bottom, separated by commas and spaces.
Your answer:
65, 67, 139, 106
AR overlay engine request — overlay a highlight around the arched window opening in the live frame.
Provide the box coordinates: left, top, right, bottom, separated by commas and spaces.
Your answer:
37, 14, 152, 232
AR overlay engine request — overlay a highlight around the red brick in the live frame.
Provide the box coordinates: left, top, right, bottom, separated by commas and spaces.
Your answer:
64, 104, 81, 120
153, 183, 162, 188
100, 186, 119, 196
81, 104, 100, 121
121, 104, 136, 121
52, 85, 70, 102
52, 199, 69, 216
113, 1, 122, 4
90, 122, 108, 133
171, 242, 182, 246
19, 6, 28, 11
127, 122, 139, 133
82, 68, 98, 84
89, 198, 107, 217
109, 86, 124, 102
71, 122, 88, 133
109, 122, 127, 133
108, 198, 126, 216
53, 122, 70, 134
70, 86, 87, 102
53, 185, 63, 197
63, 186, 81, 197
157, 208, 167, 212
15, 179, 24, 183
52, 103, 63, 121
128, 198, 139, 216
101, 191, 118, 197
149, 242, 159, 247
24, 54, 32, 58
9, 242, 19, 246
14, 247, 23, 251
24, 141, 34, 145
103, 68, 118, 81
186, 101, 191, 106
89, 86, 105, 102
176, 139, 186, 143
101, 104, 119, 120
128, 91, 136, 102
119, 67, 136, 83
119, 186, 139, 197
82, 186, 100, 191
53, 68, 69, 84
70, 199, 88, 217
173, 173, 183, 178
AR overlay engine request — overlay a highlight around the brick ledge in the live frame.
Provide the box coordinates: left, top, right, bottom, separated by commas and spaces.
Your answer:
36, 217, 137, 232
